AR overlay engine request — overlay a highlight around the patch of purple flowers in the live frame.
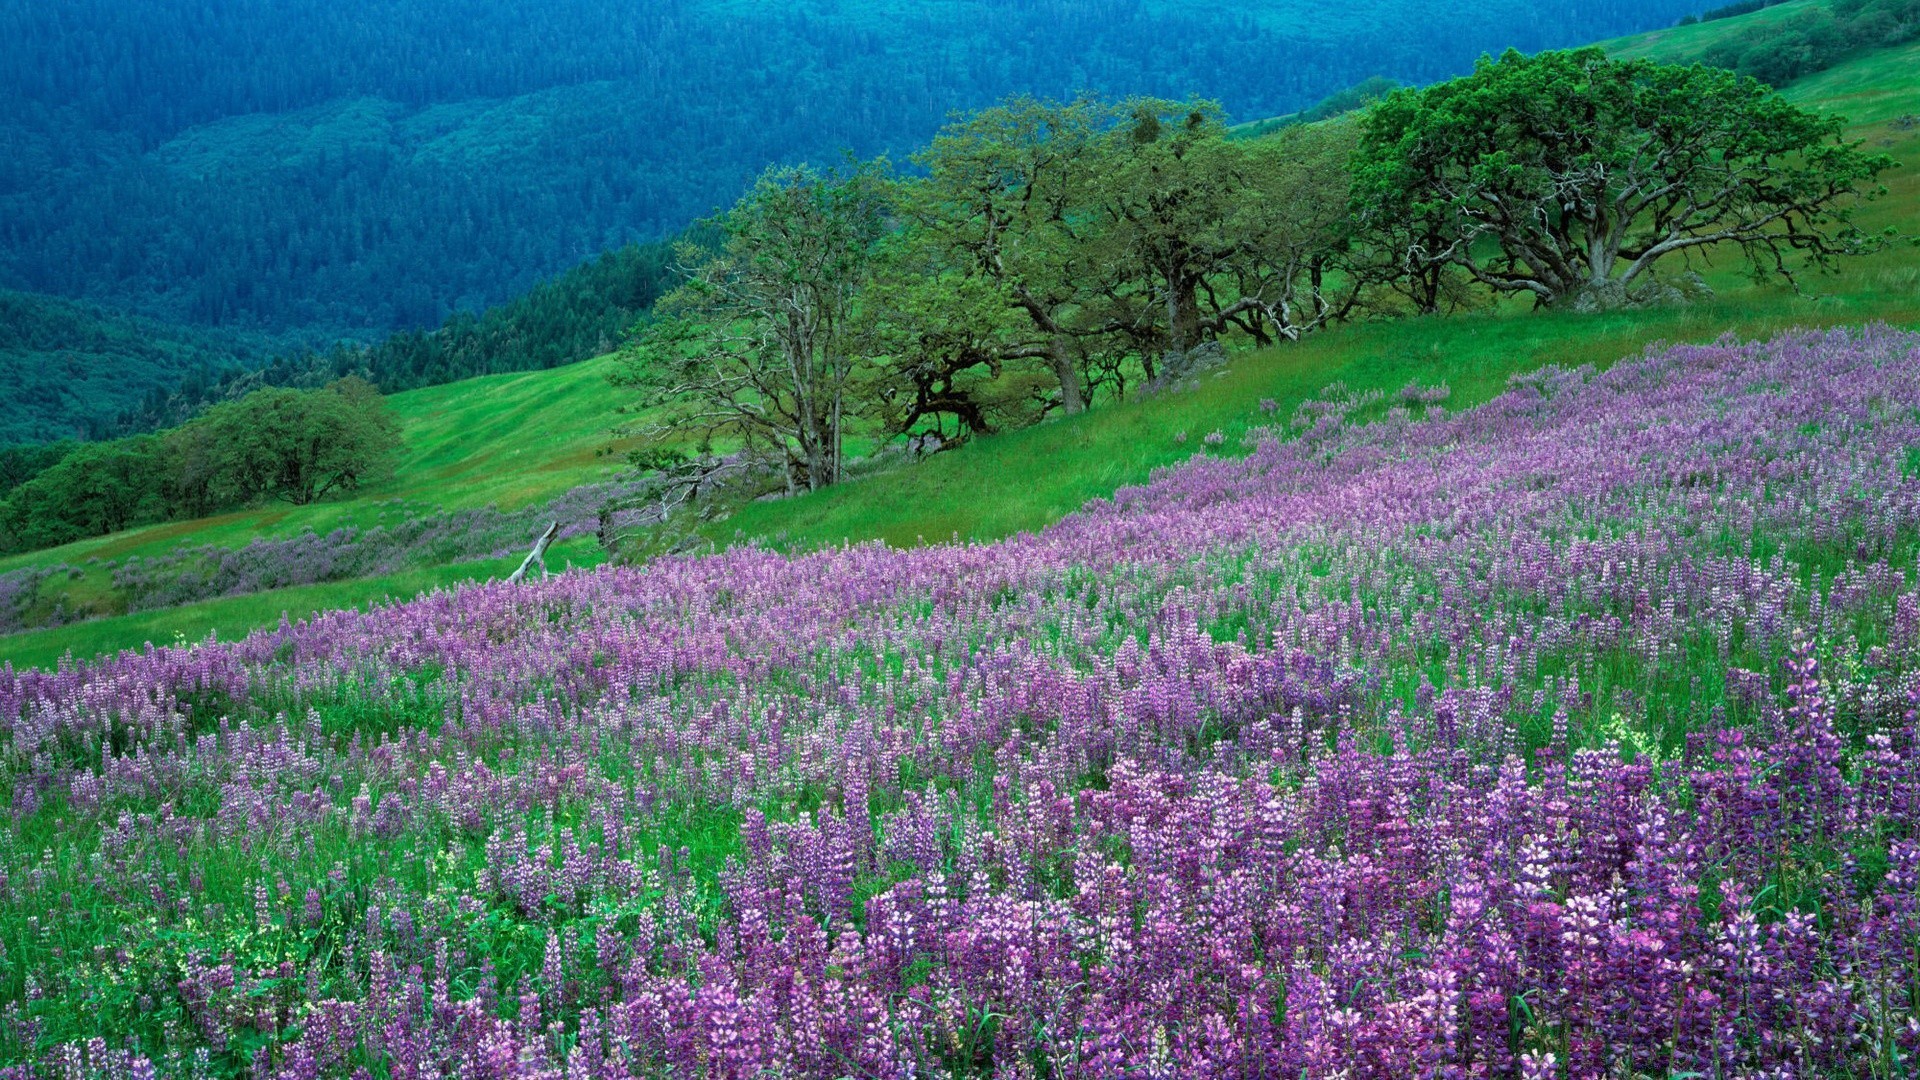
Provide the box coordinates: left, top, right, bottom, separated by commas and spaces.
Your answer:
0, 566, 51, 634
4, 326, 1920, 1077
108, 481, 647, 614
0, 564, 77, 634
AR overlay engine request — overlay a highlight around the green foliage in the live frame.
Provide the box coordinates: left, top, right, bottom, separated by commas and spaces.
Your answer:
198, 378, 401, 506
900, 95, 1131, 417
1, 439, 170, 552
1703, 0, 1795, 20
0, 441, 78, 499
617, 160, 894, 493
0, 381, 402, 554
0, 350, 643, 661
613, 63, 1890, 512
1707, 7, 1855, 82
616, 96, 1366, 499
0, 293, 281, 444
1352, 47, 1896, 310
1080, 106, 1363, 365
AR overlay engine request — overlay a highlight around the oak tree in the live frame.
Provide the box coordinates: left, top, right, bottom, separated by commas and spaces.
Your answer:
617, 160, 893, 493
1352, 48, 1894, 310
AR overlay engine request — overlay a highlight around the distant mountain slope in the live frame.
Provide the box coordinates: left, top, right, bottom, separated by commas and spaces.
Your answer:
109, 240, 678, 436
0, 0, 1701, 339
0, 293, 277, 444
1608, 0, 1919, 85
1607, 0, 1833, 58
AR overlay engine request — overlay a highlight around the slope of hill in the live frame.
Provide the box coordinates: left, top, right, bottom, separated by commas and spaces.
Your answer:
106, 240, 678, 436
0, 238, 674, 449
1607, 0, 1834, 57
1610, 0, 1920, 85
10, 14, 1920, 1075
0, 358, 639, 665
1, 14, 1916, 671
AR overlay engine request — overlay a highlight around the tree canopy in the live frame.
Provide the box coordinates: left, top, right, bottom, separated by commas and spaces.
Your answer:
1351, 48, 1894, 310
0, 380, 401, 554
611, 62, 1896, 509
200, 378, 401, 506
615, 97, 1369, 496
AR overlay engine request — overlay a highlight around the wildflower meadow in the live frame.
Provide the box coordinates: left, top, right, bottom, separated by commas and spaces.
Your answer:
6, 326, 1920, 1077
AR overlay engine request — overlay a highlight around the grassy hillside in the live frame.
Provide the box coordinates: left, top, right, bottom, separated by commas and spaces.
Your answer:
1782, 36, 1920, 123
1605, 0, 1833, 59
715, 22, 1920, 549
707, 287, 1920, 553
2, 22, 1916, 671
0, 358, 638, 667
21, 357, 635, 565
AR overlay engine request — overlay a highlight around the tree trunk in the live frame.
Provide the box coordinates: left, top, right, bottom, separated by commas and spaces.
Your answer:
1049, 336, 1086, 415
1164, 268, 1191, 357
828, 389, 844, 487
1158, 269, 1205, 385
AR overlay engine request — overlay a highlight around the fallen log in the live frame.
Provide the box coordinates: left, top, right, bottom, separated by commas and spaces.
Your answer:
508, 521, 560, 584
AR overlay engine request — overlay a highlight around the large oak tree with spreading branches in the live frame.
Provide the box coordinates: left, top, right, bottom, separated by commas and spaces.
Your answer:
1352, 47, 1894, 310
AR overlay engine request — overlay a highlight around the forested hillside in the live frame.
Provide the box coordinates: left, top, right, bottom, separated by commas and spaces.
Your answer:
2, 0, 1700, 339
0, 241, 675, 444
108, 241, 679, 435
0, 293, 281, 444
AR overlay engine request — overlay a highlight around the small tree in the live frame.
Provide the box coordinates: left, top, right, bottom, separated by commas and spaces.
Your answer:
159, 418, 232, 519
0, 437, 168, 550
616, 160, 892, 493
206, 379, 400, 505
1352, 48, 1895, 310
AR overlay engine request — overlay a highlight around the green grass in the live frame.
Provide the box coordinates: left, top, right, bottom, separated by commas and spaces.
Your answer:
1603, 0, 1833, 62
0, 357, 636, 669
1783, 38, 1920, 125
709, 282, 1920, 552
0, 355, 636, 578
3, 23, 1917, 671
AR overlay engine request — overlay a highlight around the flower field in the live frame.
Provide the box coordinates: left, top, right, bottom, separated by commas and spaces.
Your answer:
5, 326, 1920, 1077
